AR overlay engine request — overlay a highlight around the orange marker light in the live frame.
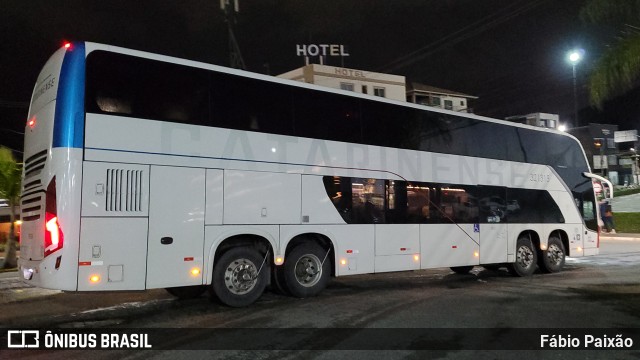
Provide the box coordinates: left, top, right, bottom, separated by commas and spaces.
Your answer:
340, 259, 347, 266
190, 268, 201, 276
90, 275, 100, 283
474, 251, 479, 257
413, 255, 420, 262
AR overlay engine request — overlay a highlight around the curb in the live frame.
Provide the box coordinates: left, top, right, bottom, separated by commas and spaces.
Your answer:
600, 235, 640, 241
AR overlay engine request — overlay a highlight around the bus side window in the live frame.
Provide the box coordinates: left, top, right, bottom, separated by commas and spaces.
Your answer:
323, 176, 352, 223
352, 178, 385, 224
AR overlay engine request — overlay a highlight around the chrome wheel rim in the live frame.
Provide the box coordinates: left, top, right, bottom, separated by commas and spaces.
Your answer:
224, 258, 258, 295
294, 254, 322, 287
546, 244, 564, 266
516, 245, 534, 269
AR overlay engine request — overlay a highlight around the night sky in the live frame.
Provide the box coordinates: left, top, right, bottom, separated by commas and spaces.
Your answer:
1, 0, 637, 157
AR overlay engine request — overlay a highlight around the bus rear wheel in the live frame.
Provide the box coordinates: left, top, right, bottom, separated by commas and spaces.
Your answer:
165, 285, 207, 299
539, 236, 565, 273
508, 236, 537, 277
283, 243, 331, 298
212, 247, 268, 307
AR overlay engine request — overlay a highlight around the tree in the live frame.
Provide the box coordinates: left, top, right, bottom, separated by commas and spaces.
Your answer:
581, 0, 640, 108
0, 147, 22, 269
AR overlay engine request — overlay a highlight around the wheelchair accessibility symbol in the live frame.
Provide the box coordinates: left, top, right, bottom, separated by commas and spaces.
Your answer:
473, 223, 480, 233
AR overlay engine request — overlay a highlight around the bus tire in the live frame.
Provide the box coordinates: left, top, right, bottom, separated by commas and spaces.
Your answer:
450, 266, 474, 274
165, 285, 207, 299
283, 243, 331, 298
508, 236, 537, 277
212, 247, 268, 307
539, 236, 565, 273
270, 265, 290, 295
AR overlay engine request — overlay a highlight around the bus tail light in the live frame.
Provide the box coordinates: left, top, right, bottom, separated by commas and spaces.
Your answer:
44, 178, 64, 258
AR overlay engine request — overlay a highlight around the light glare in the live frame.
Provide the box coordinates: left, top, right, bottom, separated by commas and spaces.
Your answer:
567, 49, 584, 65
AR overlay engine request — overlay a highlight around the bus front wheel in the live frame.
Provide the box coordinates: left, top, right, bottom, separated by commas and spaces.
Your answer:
212, 247, 268, 307
508, 236, 537, 277
283, 242, 331, 298
539, 236, 565, 273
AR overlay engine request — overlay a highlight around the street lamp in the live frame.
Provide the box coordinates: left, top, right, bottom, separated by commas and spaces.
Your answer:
567, 49, 584, 127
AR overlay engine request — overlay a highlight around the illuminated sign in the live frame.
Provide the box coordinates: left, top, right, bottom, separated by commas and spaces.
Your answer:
296, 44, 349, 57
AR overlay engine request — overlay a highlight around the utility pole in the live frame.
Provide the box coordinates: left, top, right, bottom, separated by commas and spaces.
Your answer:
220, 0, 246, 70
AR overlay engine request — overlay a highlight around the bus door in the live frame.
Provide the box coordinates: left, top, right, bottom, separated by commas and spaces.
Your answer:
146, 166, 205, 289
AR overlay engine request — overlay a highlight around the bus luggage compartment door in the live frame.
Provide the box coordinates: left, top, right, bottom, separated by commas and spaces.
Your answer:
146, 166, 205, 289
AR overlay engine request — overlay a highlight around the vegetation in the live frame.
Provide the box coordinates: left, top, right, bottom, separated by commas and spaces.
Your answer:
613, 186, 640, 197
580, 0, 640, 107
0, 147, 22, 269
614, 212, 640, 233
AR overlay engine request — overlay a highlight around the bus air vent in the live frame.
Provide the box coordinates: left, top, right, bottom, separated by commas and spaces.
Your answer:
105, 169, 144, 212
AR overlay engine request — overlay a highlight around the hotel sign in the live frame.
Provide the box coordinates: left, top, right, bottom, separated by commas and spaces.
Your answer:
296, 44, 349, 57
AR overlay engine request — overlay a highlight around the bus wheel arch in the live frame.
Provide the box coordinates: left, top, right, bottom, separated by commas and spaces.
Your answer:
508, 230, 539, 277
280, 233, 334, 298
211, 235, 273, 307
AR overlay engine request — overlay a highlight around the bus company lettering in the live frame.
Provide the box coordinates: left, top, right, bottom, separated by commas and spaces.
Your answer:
296, 44, 349, 57
33, 76, 56, 103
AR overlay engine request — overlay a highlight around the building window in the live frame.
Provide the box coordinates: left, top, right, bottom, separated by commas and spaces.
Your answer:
340, 82, 354, 91
444, 100, 453, 110
362, 85, 368, 94
607, 138, 615, 149
430, 97, 441, 107
608, 155, 617, 166
373, 87, 386, 97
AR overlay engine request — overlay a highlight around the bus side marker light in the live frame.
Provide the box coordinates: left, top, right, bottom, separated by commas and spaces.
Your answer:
275, 257, 284, 265
28, 116, 36, 129
90, 275, 100, 283
540, 244, 547, 251
340, 259, 347, 266
190, 268, 201, 276
413, 255, 420, 262
474, 251, 479, 258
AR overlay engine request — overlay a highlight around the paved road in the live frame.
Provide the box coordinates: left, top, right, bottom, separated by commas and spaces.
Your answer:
611, 192, 640, 212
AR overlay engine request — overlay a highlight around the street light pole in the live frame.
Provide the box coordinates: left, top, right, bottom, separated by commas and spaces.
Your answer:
632, 147, 639, 185
567, 49, 584, 128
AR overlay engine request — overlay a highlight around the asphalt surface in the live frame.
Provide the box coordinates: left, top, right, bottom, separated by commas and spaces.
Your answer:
611, 192, 640, 212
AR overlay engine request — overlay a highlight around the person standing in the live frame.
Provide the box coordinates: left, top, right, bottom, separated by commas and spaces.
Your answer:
600, 199, 616, 234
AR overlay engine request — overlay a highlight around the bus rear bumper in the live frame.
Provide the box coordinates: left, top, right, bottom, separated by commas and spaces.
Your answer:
18, 256, 78, 291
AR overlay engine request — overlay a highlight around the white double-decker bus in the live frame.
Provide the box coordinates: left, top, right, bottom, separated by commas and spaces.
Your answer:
20, 42, 612, 307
